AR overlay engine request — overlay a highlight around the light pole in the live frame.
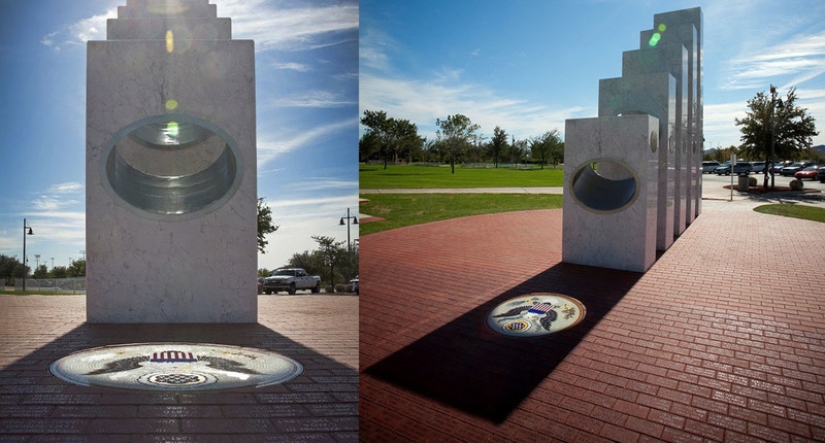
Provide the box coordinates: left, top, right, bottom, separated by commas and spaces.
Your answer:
768, 85, 784, 190
22, 219, 34, 291
339, 208, 358, 253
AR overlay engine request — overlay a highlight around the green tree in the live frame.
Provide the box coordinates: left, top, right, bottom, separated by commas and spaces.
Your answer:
436, 114, 480, 173
510, 137, 528, 166
0, 254, 23, 286
68, 259, 86, 277
360, 110, 421, 169
488, 126, 508, 168
287, 250, 325, 279
50, 266, 69, 279
32, 264, 49, 279
311, 235, 346, 291
529, 130, 563, 170
258, 197, 279, 254
735, 86, 818, 189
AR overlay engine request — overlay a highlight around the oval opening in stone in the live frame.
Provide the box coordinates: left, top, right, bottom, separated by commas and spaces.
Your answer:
571, 160, 638, 212
102, 115, 240, 217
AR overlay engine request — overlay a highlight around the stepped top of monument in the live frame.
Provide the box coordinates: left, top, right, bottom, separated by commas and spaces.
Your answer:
106, 0, 231, 40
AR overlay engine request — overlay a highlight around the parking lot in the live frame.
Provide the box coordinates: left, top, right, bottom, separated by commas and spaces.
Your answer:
702, 168, 825, 191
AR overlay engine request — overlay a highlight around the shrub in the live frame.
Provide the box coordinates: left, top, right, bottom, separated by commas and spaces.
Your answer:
344, 284, 354, 293
748, 176, 757, 186
325, 285, 334, 293
334, 284, 346, 293
790, 179, 804, 191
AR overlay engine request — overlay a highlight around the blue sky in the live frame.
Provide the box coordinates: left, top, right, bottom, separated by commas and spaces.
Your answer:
360, 0, 825, 151
0, 0, 358, 272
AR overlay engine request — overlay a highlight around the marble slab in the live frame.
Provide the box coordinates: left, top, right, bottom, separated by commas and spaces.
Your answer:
599, 72, 676, 252
563, 115, 659, 273
86, 2, 257, 323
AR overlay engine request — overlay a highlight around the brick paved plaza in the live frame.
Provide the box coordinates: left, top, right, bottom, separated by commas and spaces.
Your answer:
360, 199, 825, 442
0, 295, 358, 442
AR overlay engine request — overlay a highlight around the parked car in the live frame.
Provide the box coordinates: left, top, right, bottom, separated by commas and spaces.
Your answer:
780, 161, 814, 176
750, 162, 766, 173
701, 161, 721, 173
770, 163, 787, 174
262, 268, 321, 295
818, 167, 825, 183
715, 162, 753, 175
350, 276, 359, 295
794, 165, 820, 180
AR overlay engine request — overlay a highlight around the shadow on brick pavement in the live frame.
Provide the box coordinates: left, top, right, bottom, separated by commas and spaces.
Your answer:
366, 262, 640, 423
0, 296, 358, 442
360, 207, 825, 442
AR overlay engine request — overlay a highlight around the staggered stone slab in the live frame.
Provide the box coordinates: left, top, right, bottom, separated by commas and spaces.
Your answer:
564, 7, 703, 272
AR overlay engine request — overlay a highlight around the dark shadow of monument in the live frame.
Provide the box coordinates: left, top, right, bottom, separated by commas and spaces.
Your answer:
364, 262, 642, 423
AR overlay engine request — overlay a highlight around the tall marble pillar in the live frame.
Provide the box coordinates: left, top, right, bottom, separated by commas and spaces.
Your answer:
86, 0, 257, 323
562, 7, 702, 272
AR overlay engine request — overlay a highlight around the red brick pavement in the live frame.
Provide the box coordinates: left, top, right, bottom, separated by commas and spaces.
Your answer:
360, 204, 825, 442
0, 295, 358, 442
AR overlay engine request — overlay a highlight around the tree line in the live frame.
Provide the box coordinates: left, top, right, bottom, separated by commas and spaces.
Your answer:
0, 254, 85, 285
359, 110, 564, 172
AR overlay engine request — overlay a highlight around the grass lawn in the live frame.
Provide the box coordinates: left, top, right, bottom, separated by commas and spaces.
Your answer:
753, 204, 825, 223
360, 164, 564, 189
359, 193, 563, 235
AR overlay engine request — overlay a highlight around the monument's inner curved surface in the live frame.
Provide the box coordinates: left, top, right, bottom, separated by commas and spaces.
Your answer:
571, 161, 638, 212
103, 116, 240, 217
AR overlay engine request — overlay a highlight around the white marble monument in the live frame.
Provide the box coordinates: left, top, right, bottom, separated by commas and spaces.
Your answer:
562, 115, 659, 273
86, 0, 257, 323
562, 7, 702, 273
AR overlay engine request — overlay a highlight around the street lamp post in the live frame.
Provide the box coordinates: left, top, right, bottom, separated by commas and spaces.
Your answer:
22, 219, 34, 291
769, 85, 784, 191
339, 208, 358, 253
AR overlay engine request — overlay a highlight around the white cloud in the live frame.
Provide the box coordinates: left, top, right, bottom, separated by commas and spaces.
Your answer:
359, 72, 585, 141
257, 118, 357, 167
723, 31, 825, 91
48, 182, 84, 194
271, 90, 356, 108
219, 0, 358, 52
274, 62, 312, 72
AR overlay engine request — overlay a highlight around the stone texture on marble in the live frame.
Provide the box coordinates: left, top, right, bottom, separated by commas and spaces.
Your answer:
563, 115, 659, 273
641, 7, 703, 223
622, 44, 687, 246
599, 72, 676, 251
562, 7, 701, 273
86, 1, 257, 323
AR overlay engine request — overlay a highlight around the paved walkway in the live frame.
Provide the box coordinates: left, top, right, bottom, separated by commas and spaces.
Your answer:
360, 197, 825, 441
0, 295, 358, 442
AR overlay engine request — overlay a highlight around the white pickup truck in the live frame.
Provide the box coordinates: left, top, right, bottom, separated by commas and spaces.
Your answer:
262, 268, 321, 295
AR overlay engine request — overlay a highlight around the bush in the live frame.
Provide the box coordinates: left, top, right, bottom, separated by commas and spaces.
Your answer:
344, 284, 354, 293
748, 176, 757, 186
790, 179, 804, 191
325, 285, 334, 293
334, 284, 346, 293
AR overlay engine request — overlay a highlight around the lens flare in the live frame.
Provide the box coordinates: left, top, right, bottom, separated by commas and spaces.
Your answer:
648, 32, 661, 47
167, 121, 180, 139
165, 99, 178, 111
166, 30, 174, 53
658, 24, 667, 32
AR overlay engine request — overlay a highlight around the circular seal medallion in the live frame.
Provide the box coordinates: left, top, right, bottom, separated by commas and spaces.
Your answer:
49, 343, 302, 391
487, 294, 586, 338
